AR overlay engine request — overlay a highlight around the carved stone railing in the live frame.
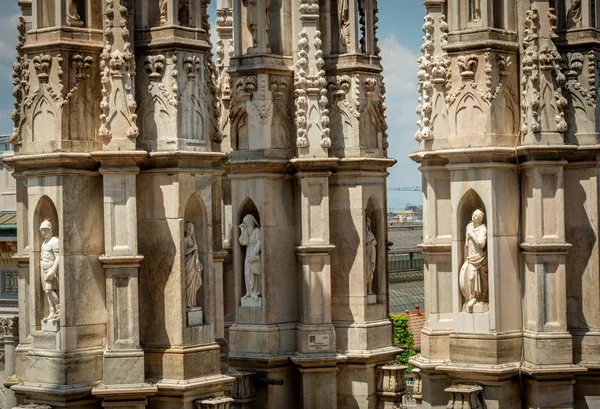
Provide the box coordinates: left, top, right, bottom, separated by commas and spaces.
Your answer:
227, 369, 256, 409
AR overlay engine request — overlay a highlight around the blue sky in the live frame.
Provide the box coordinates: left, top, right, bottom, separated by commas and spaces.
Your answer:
0, 0, 424, 208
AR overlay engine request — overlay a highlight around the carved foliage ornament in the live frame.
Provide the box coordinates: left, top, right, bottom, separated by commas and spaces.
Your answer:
99, 0, 139, 140
520, 7, 568, 135
11, 16, 29, 146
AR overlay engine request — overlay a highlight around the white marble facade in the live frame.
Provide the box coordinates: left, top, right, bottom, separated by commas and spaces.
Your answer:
5, 1, 397, 409
412, 1, 600, 408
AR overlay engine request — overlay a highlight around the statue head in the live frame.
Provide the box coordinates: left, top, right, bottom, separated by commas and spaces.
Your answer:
39, 219, 53, 239
471, 209, 484, 226
243, 214, 258, 229
184, 222, 195, 237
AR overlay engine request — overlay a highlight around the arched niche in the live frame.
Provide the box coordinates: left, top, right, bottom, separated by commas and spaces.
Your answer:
456, 189, 487, 308
33, 195, 60, 326
365, 196, 383, 301
37, 0, 57, 28
183, 193, 209, 321
232, 112, 249, 150
236, 198, 260, 302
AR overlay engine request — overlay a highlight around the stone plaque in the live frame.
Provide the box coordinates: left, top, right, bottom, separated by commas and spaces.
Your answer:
308, 334, 330, 352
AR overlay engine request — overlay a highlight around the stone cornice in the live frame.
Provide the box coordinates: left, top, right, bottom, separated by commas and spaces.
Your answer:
4, 152, 98, 173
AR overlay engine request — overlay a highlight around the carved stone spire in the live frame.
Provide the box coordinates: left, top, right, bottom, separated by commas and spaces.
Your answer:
294, 0, 330, 157
99, 0, 138, 150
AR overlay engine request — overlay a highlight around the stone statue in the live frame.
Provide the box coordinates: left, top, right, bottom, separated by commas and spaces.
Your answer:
468, 0, 481, 22
242, 0, 270, 49
40, 219, 60, 321
365, 216, 377, 295
568, 0, 582, 28
338, 0, 350, 50
239, 214, 261, 301
459, 209, 488, 309
184, 222, 203, 308
66, 0, 85, 27
159, 0, 168, 25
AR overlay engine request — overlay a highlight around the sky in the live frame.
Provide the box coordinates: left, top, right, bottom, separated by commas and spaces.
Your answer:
0, 0, 424, 209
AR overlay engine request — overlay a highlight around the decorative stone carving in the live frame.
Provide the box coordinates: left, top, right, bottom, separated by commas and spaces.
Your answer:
458, 55, 478, 80
99, 0, 139, 143
10, 16, 28, 146
184, 222, 203, 309
459, 210, 488, 311
445, 384, 484, 409
229, 369, 256, 403
520, 7, 568, 136
568, 0, 582, 28
415, 14, 434, 142
338, 0, 350, 51
239, 214, 261, 303
365, 216, 377, 295
242, 0, 270, 49
0, 317, 18, 338
16, 404, 52, 409
376, 364, 407, 409
159, 0, 168, 25
39, 219, 60, 322
67, 0, 85, 27
195, 396, 233, 409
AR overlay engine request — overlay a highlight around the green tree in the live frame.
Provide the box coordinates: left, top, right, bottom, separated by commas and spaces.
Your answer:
390, 313, 417, 372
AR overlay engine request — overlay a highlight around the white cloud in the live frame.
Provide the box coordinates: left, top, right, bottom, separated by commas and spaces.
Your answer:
378, 33, 422, 200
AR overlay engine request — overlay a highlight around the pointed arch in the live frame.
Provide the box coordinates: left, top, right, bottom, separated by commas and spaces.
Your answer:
32, 94, 57, 143
455, 92, 485, 136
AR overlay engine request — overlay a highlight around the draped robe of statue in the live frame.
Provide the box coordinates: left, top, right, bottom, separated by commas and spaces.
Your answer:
338, 0, 350, 49
239, 215, 261, 301
459, 211, 488, 308
365, 217, 377, 295
184, 222, 203, 308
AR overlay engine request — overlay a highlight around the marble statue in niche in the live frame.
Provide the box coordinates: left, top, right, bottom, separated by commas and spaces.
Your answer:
338, 0, 350, 50
459, 209, 488, 311
468, 0, 481, 22
242, 0, 270, 49
568, 0, 582, 28
40, 219, 60, 321
159, 0, 168, 25
366, 216, 377, 295
66, 0, 84, 27
239, 214, 261, 302
184, 222, 203, 308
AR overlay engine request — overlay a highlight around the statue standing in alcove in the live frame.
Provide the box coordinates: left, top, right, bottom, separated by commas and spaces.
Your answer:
459, 209, 488, 309
184, 222, 203, 308
365, 216, 377, 295
239, 214, 261, 302
40, 219, 60, 321
242, 0, 270, 49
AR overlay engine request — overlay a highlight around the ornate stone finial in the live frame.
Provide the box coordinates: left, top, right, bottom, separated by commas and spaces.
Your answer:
72, 54, 94, 80
11, 16, 29, 146
458, 55, 479, 80
33, 54, 52, 83
99, 0, 139, 143
144, 55, 167, 80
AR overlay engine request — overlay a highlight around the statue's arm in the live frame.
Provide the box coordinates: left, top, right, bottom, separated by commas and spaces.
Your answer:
473, 226, 487, 248
239, 225, 249, 246
47, 240, 60, 279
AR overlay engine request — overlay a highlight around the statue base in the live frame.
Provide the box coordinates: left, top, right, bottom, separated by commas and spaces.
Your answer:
240, 296, 262, 308
41, 317, 60, 333
463, 302, 489, 314
367, 294, 378, 305
187, 307, 204, 327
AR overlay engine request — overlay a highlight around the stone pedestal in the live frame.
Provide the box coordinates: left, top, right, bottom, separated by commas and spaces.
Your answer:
376, 364, 407, 409
188, 308, 204, 327
229, 370, 256, 409
196, 396, 234, 409
444, 384, 484, 409
40, 318, 59, 333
